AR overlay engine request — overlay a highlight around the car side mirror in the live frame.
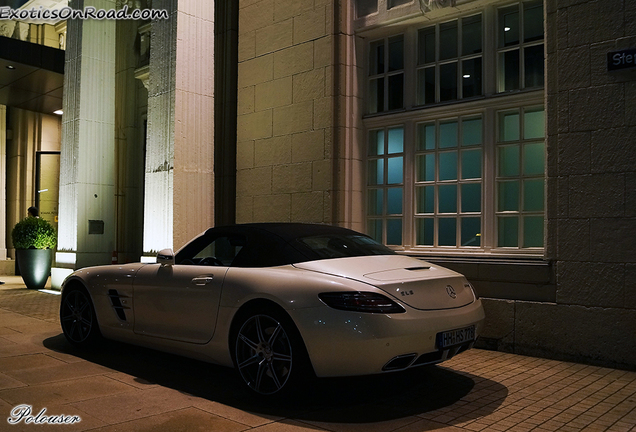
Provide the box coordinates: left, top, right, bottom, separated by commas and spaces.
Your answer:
157, 248, 175, 266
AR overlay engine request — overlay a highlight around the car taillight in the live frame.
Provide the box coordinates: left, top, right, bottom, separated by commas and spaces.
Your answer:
318, 292, 406, 314
465, 282, 479, 300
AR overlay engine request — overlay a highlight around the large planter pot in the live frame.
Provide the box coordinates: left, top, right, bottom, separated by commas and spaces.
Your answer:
16, 249, 52, 290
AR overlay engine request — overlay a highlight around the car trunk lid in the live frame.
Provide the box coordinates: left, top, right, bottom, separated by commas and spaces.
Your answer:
293, 255, 474, 310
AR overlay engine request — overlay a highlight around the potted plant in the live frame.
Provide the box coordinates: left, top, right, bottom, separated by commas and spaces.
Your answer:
11, 217, 57, 289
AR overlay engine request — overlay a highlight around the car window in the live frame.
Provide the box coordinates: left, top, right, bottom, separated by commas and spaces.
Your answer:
296, 234, 395, 259
177, 234, 246, 266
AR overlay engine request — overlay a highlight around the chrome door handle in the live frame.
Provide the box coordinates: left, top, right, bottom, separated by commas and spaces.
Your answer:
191, 276, 214, 285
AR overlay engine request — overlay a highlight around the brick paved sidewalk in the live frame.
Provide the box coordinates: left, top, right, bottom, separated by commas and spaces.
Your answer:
0, 279, 634, 431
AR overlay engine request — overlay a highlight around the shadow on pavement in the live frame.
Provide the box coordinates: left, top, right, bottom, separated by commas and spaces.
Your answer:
44, 334, 507, 423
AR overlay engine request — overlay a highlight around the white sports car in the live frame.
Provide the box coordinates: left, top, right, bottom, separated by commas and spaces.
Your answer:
60, 223, 485, 395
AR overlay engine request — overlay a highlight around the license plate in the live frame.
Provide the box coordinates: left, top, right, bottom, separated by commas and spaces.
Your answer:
437, 325, 475, 349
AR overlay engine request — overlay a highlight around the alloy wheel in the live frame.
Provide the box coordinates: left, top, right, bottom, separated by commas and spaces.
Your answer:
60, 289, 95, 345
235, 314, 293, 395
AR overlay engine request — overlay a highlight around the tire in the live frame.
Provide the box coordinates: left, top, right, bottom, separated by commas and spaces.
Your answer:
233, 307, 310, 396
60, 286, 102, 347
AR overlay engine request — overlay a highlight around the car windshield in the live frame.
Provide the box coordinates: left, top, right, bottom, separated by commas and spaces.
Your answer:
296, 234, 396, 259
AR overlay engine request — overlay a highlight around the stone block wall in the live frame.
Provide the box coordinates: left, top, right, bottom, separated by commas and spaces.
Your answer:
236, 0, 336, 224
539, 0, 636, 369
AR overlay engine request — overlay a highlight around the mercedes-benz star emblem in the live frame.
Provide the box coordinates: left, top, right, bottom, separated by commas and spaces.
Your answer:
446, 285, 457, 299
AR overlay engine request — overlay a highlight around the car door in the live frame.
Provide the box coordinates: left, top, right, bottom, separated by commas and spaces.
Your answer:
133, 232, 245, 344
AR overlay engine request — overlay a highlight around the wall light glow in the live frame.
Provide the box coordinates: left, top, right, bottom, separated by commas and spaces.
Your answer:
56, 252, 77, 265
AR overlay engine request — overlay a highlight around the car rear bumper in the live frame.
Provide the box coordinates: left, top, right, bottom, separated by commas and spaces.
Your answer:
289, 299, 485, 377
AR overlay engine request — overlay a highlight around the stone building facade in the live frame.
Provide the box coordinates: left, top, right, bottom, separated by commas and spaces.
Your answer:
0, 0, 634, 369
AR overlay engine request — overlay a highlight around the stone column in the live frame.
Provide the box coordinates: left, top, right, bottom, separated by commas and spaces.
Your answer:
55, 0, 117, 282
143, 0, 214, 256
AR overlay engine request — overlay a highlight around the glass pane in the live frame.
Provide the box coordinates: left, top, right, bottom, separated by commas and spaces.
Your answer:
418, 123, 435, 151
524, 108, 545, 139
370, 41, 384, 75
500, 49, 520, 91
416, 185, 435, 213
387, 127, 404, 154
439, 184, 457, 213
500, 112, 520, 141
462, 14, 482, 55
387, 219, 402, 245
416, 154, 435, 182
439, 151, 458, 181
523, 179, 544, 211
357, 0, 378, 17
440, 62, 458, 101
461, 217, 481, 246
388, 74, 404, 110
524, 142, 544, 176
389, 0, 411, 8
498, 180, 519, 211
462, 149, 482, 179
417, 69, 426, 105
439, 218, 457, 246
462, 117, 482, 146
368, 159, 383, 185
461, 183, 481, 213
462, 57, 482, 98
499, 145, 520, 176
439, 121, 458, 148
524, 44, 544, 88
498, 216, 518, 247
418, 27, 436, 65
523, 216, 544, 247
368, 130, 384, 156
418, 68, 437, 105
389, 35, 404, 71
368, 189, 383, 215
387, 156, 403, 184
368, 219, 383, 243
424, 67, 436, 104
524, 0, 544, 43
387, 187, 403, 214
369, 78, 384, 114
439, 21, 458, 60
499, 5, 519, 48
416, 218, 434, 246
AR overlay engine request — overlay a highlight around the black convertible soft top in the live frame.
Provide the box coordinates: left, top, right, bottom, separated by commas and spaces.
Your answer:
240, 223, 361, 241
181, 223, 395, 268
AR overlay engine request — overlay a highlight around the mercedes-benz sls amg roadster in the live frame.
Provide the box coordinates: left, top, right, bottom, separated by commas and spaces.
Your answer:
60, 223, 485, 395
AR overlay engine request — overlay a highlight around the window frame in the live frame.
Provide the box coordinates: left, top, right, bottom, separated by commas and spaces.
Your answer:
415, 13, 485, 106
368, 34, 406, 114
361, 1, 546, 258
496, 0, 545, 93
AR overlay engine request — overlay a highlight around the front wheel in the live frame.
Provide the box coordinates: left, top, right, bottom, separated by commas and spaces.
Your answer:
60, 286, 101, 347
233, 310, 309, 396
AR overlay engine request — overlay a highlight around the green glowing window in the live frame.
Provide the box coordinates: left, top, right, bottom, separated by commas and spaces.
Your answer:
414, 116, 483, 248
367, 126, 404, 245
496, 107, 545, 248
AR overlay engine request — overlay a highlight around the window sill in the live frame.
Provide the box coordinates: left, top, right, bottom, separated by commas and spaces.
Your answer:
397, 249, 548, 264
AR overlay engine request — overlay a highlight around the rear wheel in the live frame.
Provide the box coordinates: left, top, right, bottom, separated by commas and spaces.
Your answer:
233, 308, 309, 396
60, 286, 101, 347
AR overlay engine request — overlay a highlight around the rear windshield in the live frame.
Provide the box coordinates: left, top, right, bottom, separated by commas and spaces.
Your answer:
296, 234, 396, 260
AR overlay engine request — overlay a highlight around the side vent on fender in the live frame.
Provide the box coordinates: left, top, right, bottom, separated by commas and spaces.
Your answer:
108, 289, 130, 322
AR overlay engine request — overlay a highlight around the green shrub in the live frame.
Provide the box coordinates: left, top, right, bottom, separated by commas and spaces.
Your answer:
12, 217, 57, 250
